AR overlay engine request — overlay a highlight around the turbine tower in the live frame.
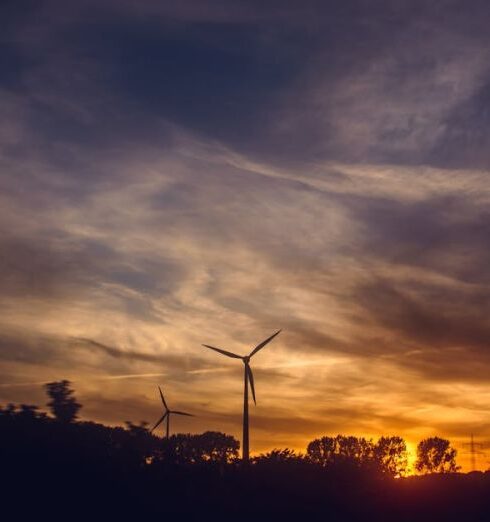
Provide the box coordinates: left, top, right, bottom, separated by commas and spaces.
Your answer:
202, 329, 281, 463
151, 386, 194, 438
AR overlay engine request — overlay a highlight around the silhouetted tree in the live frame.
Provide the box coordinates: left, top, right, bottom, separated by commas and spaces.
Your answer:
307, 435, 336, 466
195, 431, 240, 463
18, 404, 41, 420
45, 380, 81, 423
122, 421, 157, 465
374, 436, 408, 477
307, 435, 374, 468
253, 448, 306, 465
334, 435, 374, 462
415, 437, 459, 474
125, 420, 150, 437
161, 433, 198, 464
160, 431, 239, 465
0, 403, 17, 417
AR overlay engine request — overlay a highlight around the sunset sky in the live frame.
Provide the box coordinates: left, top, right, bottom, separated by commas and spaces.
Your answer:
1, 1, 490, 471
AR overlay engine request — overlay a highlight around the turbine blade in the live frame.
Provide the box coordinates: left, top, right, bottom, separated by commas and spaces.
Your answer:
151, 412, 167, 432
202, 344, 242, 359
171, 411, 194, 417
158, 386, 168, 410
250, 330, 281, 357
246, 363, 256, 405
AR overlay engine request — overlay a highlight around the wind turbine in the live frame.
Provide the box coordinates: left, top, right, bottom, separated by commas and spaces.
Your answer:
151, 386, 194, 438
202, 330, 281, 463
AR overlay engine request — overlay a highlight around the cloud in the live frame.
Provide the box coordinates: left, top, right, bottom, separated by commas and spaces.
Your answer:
1, 0, 490, 469
72, 337, 207, 371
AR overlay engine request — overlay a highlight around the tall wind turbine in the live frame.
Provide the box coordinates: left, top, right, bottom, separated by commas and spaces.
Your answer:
151, 386, 194, 438
202, 330, 281, 463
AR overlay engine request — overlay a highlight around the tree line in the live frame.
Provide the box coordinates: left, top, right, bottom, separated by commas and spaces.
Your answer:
0, 380, 462, 476
5, 380, 489, 522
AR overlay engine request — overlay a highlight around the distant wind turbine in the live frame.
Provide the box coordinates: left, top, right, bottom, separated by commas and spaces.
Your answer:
151, 386, 194, 438
202, 330, 281, 463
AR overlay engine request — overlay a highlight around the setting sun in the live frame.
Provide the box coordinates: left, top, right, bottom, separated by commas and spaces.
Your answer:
1, 1, 489, 520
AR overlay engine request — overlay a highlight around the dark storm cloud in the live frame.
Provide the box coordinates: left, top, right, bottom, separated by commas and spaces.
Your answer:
73, 337, 203, 370
430, 82, 490, 169
3, 0, 490, 169
0, 330, 210, 376
353, 278, 490, 380
347, 193, 490, 284
0, 232, 184, 319
0, 235, 87, 298
2, 0, 300, 155
0, 331, 64, 366
2, 0, 490, 456
334, 186, 490, 379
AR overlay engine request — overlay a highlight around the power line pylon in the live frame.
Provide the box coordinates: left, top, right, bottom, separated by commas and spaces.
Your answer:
462, 434, 485, 471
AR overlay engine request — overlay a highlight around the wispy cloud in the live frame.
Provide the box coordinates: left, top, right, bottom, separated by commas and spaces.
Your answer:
1, 0, 490, 470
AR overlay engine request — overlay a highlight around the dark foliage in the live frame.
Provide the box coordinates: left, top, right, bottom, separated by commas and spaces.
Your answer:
0, 388, 487, 521
415, 436, 460, 474
153, 431, 240, 466
374, 435, 409, 477
253, 448, 307, 466
44, 380, 81, 423
306, 434, 409, 476
307, 434, 374, 468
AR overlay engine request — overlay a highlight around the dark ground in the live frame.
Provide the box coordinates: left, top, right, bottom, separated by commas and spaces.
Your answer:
1, 412, 489, 521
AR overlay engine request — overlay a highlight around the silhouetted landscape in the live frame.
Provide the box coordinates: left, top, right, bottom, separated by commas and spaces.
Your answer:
3, 1, 490, 520
2, 381, 489, 521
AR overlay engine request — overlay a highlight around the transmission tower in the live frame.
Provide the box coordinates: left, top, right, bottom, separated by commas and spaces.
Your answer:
462, 434, 485, 471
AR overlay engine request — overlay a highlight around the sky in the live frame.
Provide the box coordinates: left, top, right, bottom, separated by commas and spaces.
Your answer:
1, 0, 490, 471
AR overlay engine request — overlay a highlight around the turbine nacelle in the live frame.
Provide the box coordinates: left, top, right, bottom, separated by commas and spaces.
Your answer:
202, 330, 281, 406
